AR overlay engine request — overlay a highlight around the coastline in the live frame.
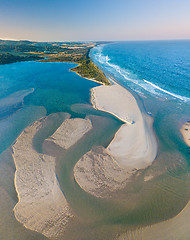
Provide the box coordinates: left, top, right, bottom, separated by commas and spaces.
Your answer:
70, 66, 107, 85
74, 72, 158, 198
1, 41, 189, 239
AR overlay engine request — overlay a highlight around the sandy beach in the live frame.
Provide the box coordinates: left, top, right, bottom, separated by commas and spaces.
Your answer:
91, 84, 157, 168
74, 82, 157, 198
180, 121, 190, 147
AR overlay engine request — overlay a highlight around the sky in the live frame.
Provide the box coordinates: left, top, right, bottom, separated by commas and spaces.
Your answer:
0, 0, 190, 41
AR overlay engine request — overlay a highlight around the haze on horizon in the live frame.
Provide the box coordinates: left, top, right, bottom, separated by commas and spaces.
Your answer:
0, 0, 190, 42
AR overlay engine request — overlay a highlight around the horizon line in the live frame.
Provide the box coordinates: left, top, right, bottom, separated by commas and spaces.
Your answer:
0, 38, 190, 43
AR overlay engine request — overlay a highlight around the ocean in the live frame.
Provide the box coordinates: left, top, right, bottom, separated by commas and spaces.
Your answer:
91, 40, 190, 103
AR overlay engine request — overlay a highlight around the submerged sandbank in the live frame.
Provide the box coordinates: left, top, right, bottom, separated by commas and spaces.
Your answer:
12, 116, 92, 238
118, 200, 190, 240
74, 82, 157, 198
0, 88, 34, 113
180, 121, 190, 147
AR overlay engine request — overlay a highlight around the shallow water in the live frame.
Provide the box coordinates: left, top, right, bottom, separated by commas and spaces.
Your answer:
0, 56, 189, 240
0, 61, 102, 239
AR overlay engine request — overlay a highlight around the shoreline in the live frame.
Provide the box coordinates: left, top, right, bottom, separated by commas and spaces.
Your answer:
2, 41, 189, 239
70, 65, 107, 85
90, 81, 157, 168
90, 82, 133, 125
118, 200, 190, 240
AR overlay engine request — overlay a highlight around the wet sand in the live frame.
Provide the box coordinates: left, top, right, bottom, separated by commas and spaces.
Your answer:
0, 149, 47, 240
12, 120, 73, 239
74, 146, 134, 198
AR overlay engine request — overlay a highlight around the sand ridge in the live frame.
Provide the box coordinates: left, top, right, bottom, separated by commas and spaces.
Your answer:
74, 146, 135, 198
12, 116, 93, 238
12, 120, 73, 239
47, 118, 92, 149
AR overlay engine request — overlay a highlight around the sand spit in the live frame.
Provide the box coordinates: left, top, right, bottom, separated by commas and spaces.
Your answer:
12, 120, 73, 239
74, 84, 157, 198
74, 147, 135, 198
91, 84, 157, 169
48, 118, 92, 149
180, 121, 190, 147
118, 201, 190, 240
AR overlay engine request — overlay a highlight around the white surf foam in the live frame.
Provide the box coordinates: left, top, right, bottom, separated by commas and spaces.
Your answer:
143, 79, 190, 102
94, 47, 190, 103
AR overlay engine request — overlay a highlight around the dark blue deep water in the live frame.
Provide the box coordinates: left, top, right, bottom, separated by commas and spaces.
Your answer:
92, 40, 190, 102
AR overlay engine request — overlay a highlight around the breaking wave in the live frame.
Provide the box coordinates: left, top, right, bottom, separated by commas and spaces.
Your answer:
93, 46, 190, 103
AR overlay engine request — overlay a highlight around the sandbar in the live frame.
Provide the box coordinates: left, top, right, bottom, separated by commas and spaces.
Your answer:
48, 118, 92, 149
74, 146, 135, 198
91, 83, 157, 169
12, 120, 73, 239
74, 82, 157, 198
12, 115, 93, 238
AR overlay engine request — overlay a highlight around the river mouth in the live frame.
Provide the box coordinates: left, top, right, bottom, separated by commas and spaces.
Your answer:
31, 105, 190, 240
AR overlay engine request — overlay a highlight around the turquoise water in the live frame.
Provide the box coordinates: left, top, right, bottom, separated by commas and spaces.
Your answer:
0, 61, 107, 240
0, 61, 99, 154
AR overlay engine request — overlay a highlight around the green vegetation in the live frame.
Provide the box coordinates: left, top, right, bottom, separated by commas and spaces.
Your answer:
0, 53, 41, 65
0, 40, 110, 85
70, 49, 110, 85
